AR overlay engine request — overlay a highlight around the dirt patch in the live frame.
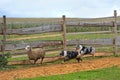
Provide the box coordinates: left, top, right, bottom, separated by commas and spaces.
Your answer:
0, 56, 120, 80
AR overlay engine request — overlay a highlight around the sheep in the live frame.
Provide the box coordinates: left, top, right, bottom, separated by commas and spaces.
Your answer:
25, 45, 45, 64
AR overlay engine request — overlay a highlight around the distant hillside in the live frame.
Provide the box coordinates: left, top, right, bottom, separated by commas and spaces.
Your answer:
0, 16, 120, 23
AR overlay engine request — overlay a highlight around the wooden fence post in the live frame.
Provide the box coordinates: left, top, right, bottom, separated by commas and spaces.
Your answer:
1, 15, 6, 54
62, 15, 67, 50
113, 10, 117, 55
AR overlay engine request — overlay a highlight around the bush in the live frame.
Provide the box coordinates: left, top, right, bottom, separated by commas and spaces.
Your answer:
0, 52, 11, 68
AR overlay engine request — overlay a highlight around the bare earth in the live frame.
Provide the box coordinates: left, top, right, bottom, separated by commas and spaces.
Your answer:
0, 56, 120, 80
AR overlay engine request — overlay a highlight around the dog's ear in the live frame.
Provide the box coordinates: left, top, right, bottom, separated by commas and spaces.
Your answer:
79, 45, 83, 50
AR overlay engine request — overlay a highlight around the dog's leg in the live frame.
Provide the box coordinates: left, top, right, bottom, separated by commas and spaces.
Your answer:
80, 54, 83, 62
76, 58, 82, 62
91, 47, 95, 58
76, 58, 80, 62
91, 54, 95, 58
59, 56, 65, 64
76, 54, 83, 62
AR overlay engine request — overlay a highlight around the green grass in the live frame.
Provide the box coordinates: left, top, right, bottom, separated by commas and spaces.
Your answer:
1, 17, 119, 23
2, 32, 115, 41
8, 56, 28, 61
67, 26, 113, 32
17, 66, 120, 80
67, 33, 114, 40
8, 53, 59, 62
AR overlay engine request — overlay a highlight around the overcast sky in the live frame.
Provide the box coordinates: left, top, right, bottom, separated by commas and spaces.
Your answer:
0, 0, 120, 18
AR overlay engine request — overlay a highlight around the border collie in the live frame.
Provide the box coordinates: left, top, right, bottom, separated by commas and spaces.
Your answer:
59, 50, 82, 63
76, 45, 95, 57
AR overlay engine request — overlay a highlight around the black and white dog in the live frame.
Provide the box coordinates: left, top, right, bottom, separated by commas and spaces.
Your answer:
76, 45, 95, 57
59, 50, 82, 63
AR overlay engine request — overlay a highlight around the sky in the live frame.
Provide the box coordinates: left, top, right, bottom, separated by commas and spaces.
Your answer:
0, 0, 120, 18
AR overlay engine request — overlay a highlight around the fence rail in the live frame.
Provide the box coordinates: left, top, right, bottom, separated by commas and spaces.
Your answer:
0, 40, 62, 51
67, 31, 113, 35
1, 37, 120, 51
66, 22, 120, 26
0, 24, 62, 35
1, 22, 120, 35
67, 39, 113, 46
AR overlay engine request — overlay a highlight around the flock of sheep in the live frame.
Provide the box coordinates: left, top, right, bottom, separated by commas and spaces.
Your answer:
25, 45, 95, 64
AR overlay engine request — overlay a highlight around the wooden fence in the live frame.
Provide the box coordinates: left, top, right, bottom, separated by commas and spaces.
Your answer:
0, 15, 66, 54
0, 10, 119, 55
0, 24, 62, 35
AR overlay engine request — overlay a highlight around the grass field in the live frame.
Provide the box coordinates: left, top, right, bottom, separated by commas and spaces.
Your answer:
17, 66, 120, 80
1, 32, 116, 41
0, 16, 120, 22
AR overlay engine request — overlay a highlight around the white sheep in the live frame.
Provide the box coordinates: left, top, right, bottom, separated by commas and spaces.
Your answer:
25, 45, 45, 64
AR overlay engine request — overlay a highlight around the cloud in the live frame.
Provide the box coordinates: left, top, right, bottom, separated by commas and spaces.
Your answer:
0, 0, 120, 18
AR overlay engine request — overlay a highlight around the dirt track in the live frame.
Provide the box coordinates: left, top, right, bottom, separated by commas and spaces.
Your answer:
0, 56, 120, 80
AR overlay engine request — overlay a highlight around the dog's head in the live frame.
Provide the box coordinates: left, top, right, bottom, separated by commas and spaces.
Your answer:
76, 45, 83, 51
